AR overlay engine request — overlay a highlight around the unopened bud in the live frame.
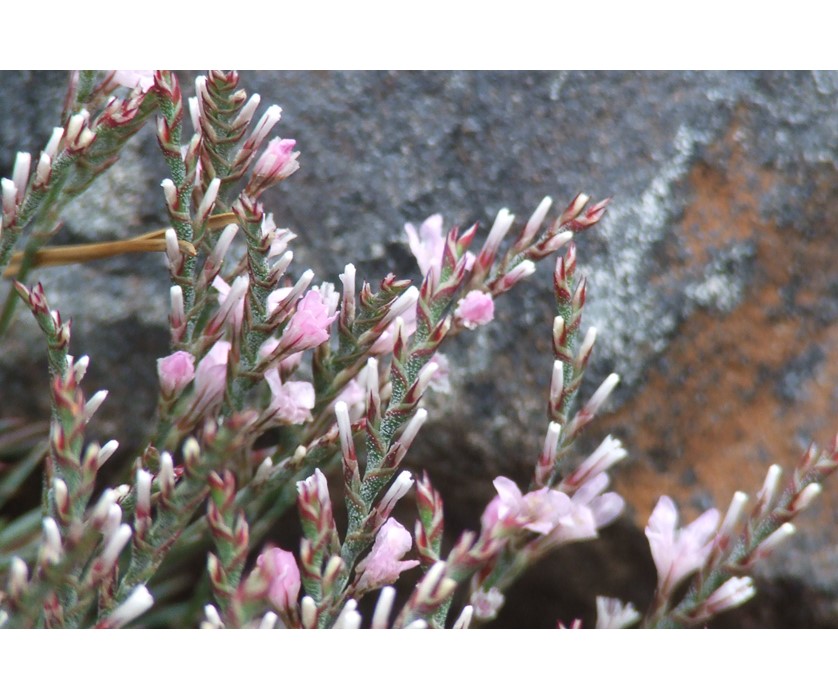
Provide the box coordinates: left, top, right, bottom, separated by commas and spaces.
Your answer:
202, 604, 224, 629
197, 178, 221, 222
520, 196, 553, 248
52, 478, 69, 518
159, 451, 175, 497
752, 523, 796, 562
756, 464, 783, 516
372, 586, 396, 629
380, 286, 419, 328
585, 373, 619, 416
232, 93, 261, 129
170, 286, 185, 328
791, 482, 822, 514
165, 228, 181, 267
717, 491, 748, 548
12, 152, 31, 196
84, 390, 108, 422
34, 152, 52, 188
183, 437, 200, 465
397, 408, 427, 452
100, 523, 132, 570
188, 96, 202, 134
378, 471, 415, 518
577, 326, 597, 366
249, 105, 282, 148
136, 470, 152, 518
2, 179, 18, 220
8, 557, 28, 599
497, 260, 536, 292
106, 585, 153, 628
44, 128, 64, 159
559, 192, 591, 225
41, 517, 62, 565
333, 599, 362, 629
453, 605, 474, 629
72, 355, 90, 382
97, 440, 119, 469
301, 595, 318, 629
550, 361, 564, 409
161, 179, 178, 210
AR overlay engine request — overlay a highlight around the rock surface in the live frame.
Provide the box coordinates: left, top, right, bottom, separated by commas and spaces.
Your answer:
2, 71, 838, 627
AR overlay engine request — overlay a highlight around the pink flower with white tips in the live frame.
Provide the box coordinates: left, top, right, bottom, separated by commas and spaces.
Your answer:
253, 137, 300, 181
454, 290, 495, 329
355, 518, 419, 591
645, 496, 720, 598
279, 289, 338, 352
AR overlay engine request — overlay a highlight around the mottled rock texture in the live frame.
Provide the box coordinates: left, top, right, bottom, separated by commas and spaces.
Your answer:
2, 71, 837, 627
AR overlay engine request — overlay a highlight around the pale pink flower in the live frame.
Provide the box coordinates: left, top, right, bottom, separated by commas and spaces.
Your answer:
279, 289, 338, 352
491, 476, 572, 535
645, 496, 720, 598
257, 546, 301, 611
454, 290, 495, 329
113, 70, 155, 92
264, 368, 315, 424
190, 340, 230, 415
541, 500, 598, 547
405, 213, 446, 277
571, 473, 624, 528
428, 352, 450, 393
355, 518, 419, 590
470, 587, 505, 621
253, 137, 300, 181
595, 597, 640, 629
157, 350, 195, 397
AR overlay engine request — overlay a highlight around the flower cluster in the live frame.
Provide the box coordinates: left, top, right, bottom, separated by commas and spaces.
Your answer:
0, 70, 834, 630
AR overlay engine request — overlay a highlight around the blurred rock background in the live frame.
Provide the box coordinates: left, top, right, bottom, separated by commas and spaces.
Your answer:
2, 70, 837, 627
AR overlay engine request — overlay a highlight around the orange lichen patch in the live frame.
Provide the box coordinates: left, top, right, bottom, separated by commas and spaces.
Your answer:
600, 121, 838, 535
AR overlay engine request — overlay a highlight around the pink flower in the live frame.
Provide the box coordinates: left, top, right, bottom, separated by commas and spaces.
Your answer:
190, 340, 230, 415
405, 213, 446, 277
355, 518, 419, 590
454, 290, 495, 329
595, 597, 640, 629
279, 289, 338, 352
492, 476, 572, 535
264, 368, 315, 424
113, 70, 155, 92
253, 137, 300, 181
157, 350, 195, 397
645, 496, 720, 598
571, 473, 624, 529
257, 547, 301, 612
428, 352, 450, 394
470, 587, 505, 621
